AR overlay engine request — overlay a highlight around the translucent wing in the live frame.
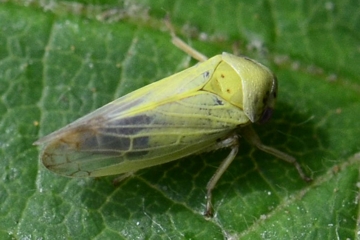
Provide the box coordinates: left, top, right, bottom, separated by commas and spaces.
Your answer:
35, 55, 250, 177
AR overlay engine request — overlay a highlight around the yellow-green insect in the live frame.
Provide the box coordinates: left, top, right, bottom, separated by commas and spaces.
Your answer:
34, 34, 310, 217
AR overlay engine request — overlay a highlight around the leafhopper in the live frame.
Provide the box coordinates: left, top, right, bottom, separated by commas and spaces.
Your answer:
35, 30, 310, 217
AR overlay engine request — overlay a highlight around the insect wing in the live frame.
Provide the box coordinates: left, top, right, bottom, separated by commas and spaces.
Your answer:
36, 55, 248, 177
35, 55, 223, 145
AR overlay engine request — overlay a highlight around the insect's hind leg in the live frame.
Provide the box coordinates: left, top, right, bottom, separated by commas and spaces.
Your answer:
112, 172, 134, 185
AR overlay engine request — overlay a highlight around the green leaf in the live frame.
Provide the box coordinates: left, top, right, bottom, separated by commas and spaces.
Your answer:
1, 1, 359, 239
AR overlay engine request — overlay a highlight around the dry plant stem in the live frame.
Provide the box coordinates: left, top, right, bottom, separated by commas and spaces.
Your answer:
165, 17, 208, 62
171, 36, 208, 62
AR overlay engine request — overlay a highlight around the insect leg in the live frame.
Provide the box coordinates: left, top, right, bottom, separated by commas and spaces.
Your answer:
165, 16, 208, 62
241, 125, 312, 182
112, 172, 134, 185
205, 135, 239, 217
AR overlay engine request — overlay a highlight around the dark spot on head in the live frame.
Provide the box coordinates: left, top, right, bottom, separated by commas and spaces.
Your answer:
262, 91, 270, 105
227, 89, 231, 93
221, 74, 225, 78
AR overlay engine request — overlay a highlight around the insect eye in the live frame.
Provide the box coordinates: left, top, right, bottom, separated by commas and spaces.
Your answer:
259, 107, 273, 124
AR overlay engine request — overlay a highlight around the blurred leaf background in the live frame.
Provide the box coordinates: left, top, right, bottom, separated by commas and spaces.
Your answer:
0, 0, 359, 239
